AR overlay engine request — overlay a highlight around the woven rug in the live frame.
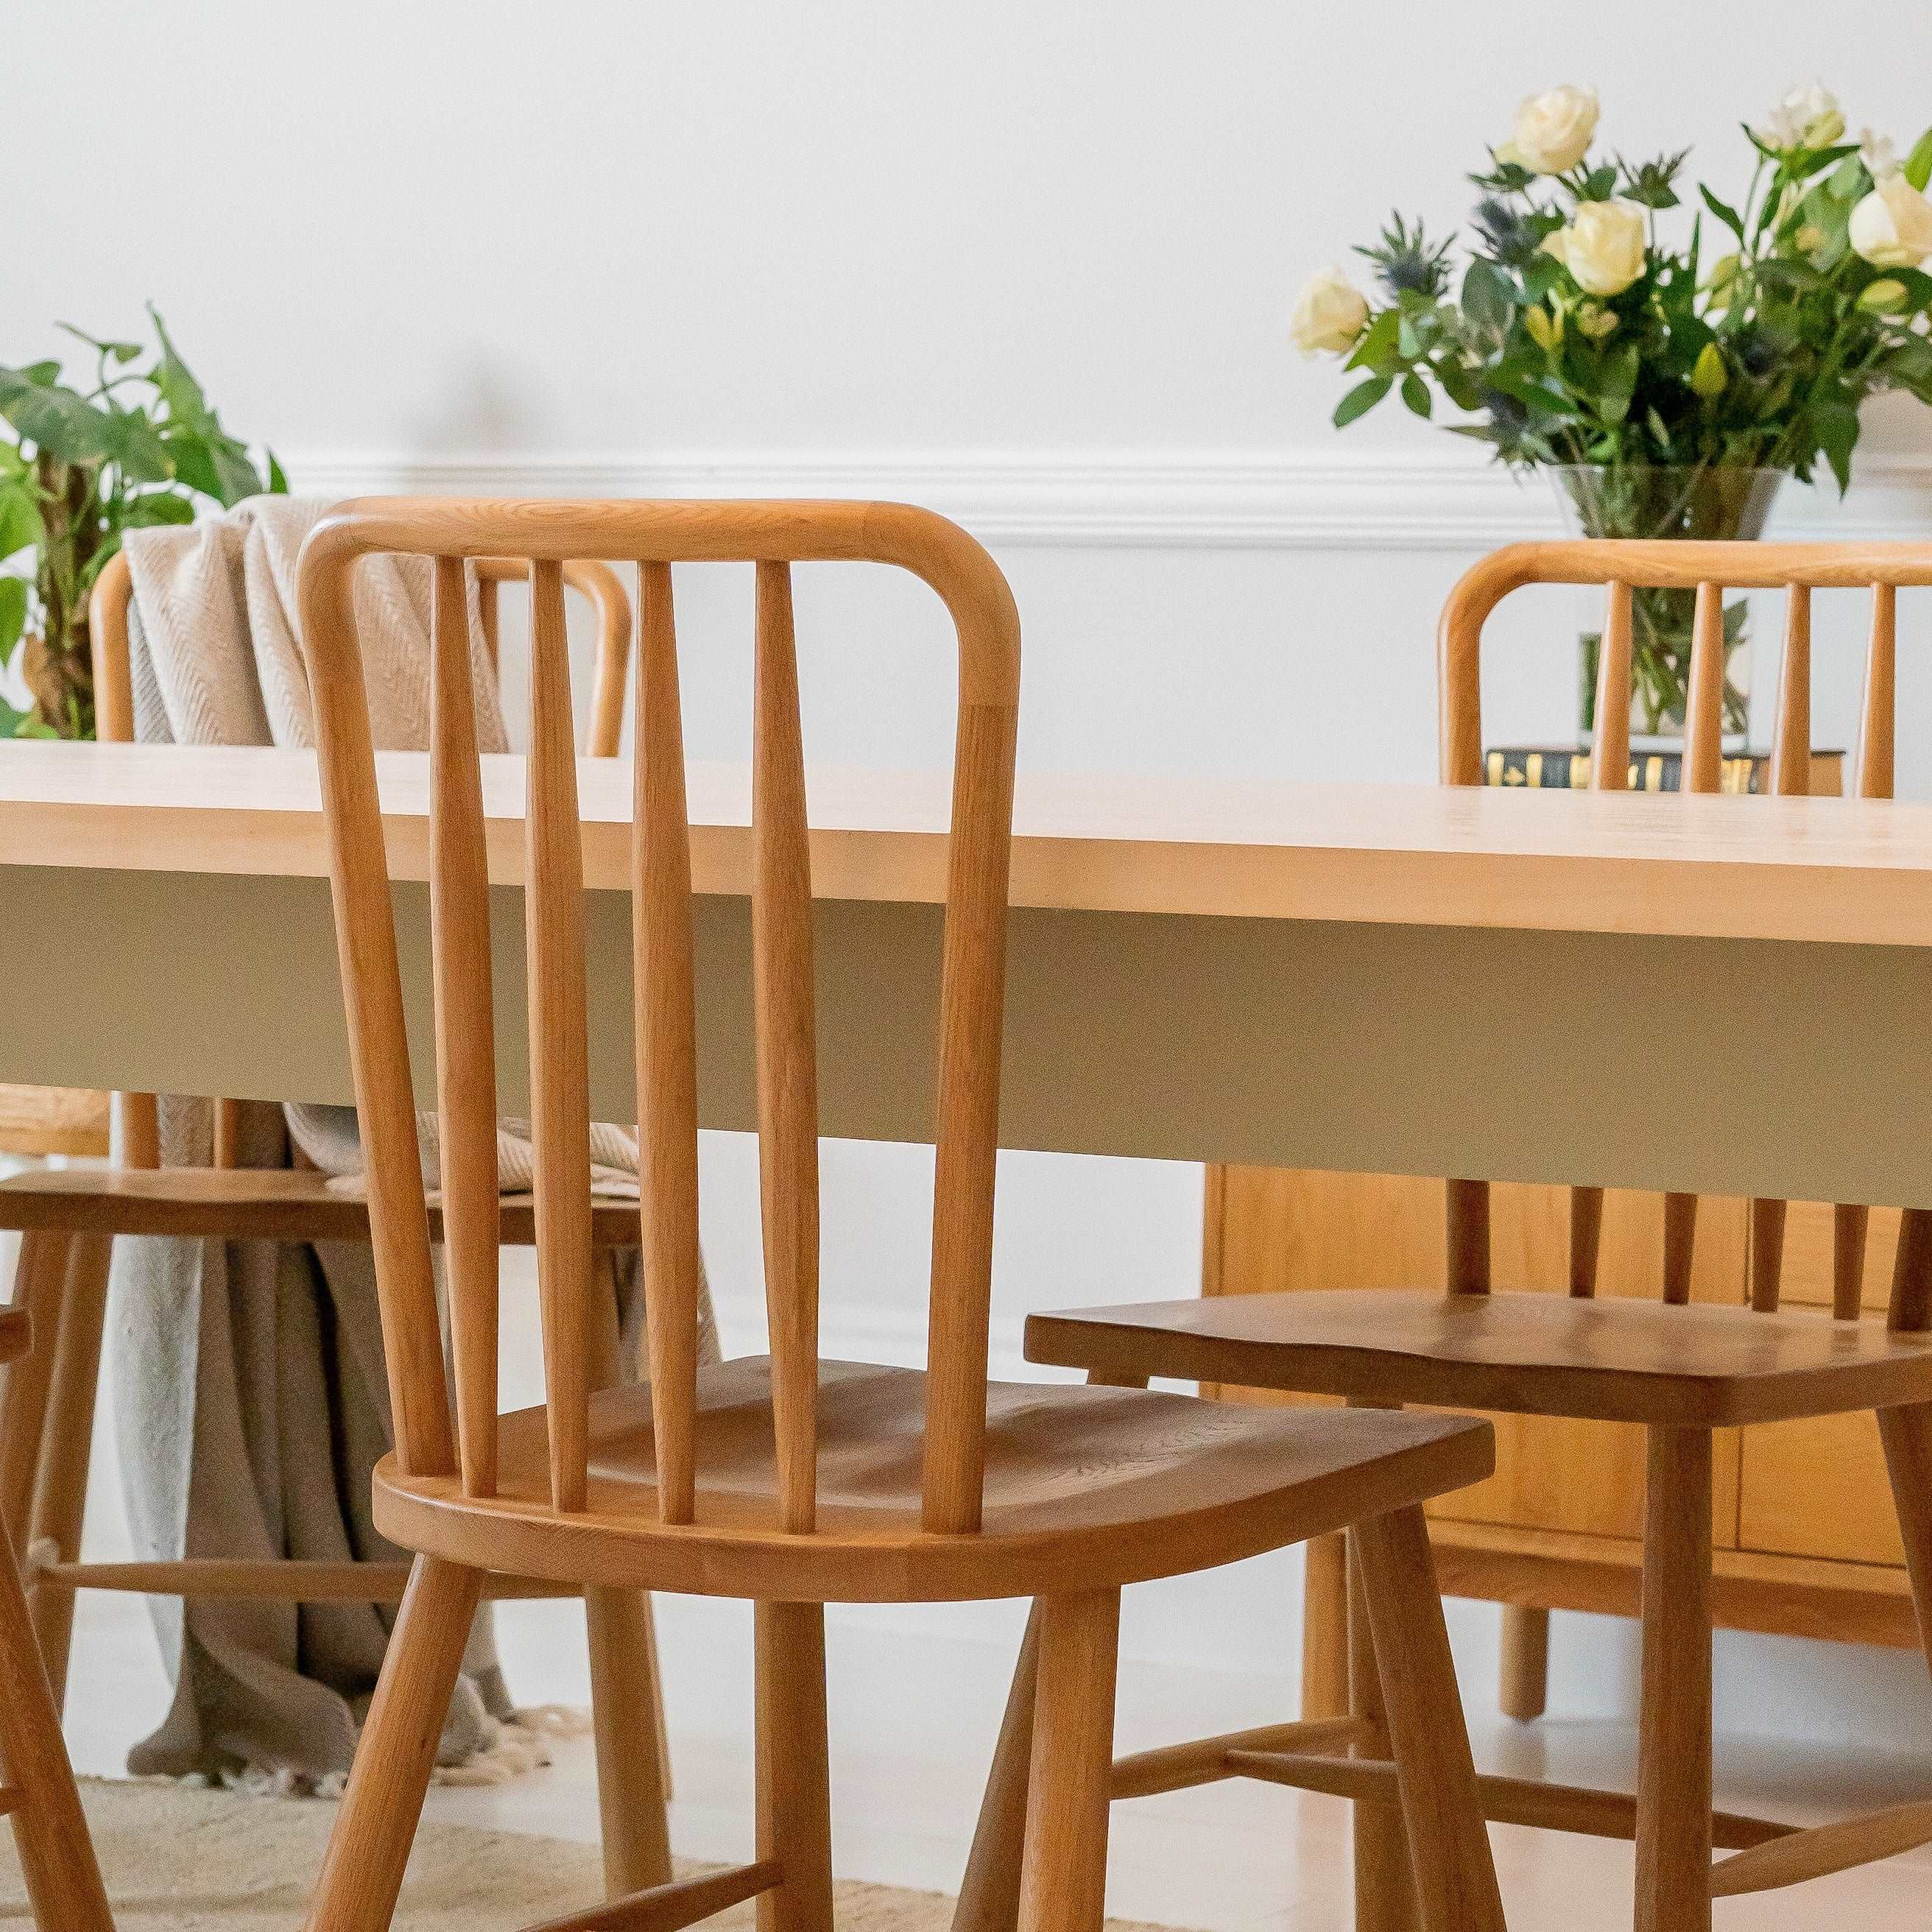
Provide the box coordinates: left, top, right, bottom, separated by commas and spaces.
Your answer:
0, 1779, 1179, 1929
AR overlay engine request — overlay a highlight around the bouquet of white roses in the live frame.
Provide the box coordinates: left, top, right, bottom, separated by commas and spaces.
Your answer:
1294, 81, 1932, 492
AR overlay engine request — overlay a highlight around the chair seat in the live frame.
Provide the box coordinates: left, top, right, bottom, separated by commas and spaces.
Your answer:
1026, 1289, 1932, 1427
371, 1356, 1493, 1602
0, 1166, 641, 1248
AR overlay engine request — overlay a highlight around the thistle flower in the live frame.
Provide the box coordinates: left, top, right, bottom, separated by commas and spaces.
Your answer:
1355, 212, 1454, 300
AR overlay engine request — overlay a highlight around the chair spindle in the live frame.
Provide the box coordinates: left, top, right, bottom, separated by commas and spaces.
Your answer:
632, 562, 703, 1526
1682, 580, 1726, 794
1833, 1205, 1870, 1322
430, 555, 503, 1496
1890, 1209, 1932, 1334
752, 561, 821, 1537
1570, 580, 1634, 1298
1446, 1180, 1491, 1294
1833, 584, 1897, 1312
1590, 579, 1634, 786
919, 690, 1020, 1534
1861, 582, 1897, 801
527, 559, 594, 1512
1744, 588, 1816, 1314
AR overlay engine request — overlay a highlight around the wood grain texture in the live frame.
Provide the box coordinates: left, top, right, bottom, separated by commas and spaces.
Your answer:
302, 1558, 484, 1932
1109, 1716, 1364, 1801
584, 1269, 674, 1895
755, 1599, 834, 1932
1353, 1505, 1506, 1932
375, 1359, 1495, 1602
1708, 1799, 1932, 1900
0, 1166, 640, 1247
922, 701, 1019, 1533
632, 560, 702, 1526
0, 1486, 112, 1930
1029, 1288, 1932, 1427
526, 1862, 781, 1932
1497, 1604, 1548, 1722
526, 558, 596, 1512
1634, 1427, 1713, 1932
27, 1233, 111, 1706
40, 747, 1932, 948
1861, 582, 1897, 801
751, 563, 822, 1537
1346, 1521, 1420, 1932
0, 1086, 108, 1161
0, 1234, 67, 1554
1229, 1749, 1786, 1851
1017, 1590, 1121, 1932
1300, 1531, 1350, 1721
431, 554, 503, 1497
953, 1604, 1040, 1932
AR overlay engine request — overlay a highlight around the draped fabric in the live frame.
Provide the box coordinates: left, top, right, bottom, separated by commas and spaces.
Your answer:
111, 499, 719, 1787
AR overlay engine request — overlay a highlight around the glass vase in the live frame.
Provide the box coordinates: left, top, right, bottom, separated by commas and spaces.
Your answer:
1551, 465, 1785, 744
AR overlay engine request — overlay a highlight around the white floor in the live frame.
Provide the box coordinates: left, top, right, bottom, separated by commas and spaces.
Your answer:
62, 1582, 1932, 1930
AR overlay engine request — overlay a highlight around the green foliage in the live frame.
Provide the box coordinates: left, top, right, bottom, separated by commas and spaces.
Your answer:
0, 308, 283, 738
1315, 104, 1932, 492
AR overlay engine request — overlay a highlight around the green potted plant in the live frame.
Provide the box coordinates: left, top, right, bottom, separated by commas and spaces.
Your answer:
0, 309, 283, 739
1293, 81, 1932, 741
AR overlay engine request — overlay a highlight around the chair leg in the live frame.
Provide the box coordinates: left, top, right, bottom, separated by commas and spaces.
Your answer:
582, 1253, 676, 1889
953, 1602, 1041, 1932
1634, 1426, 1713, 1932
1877, 1400, 1932, 1678
1349, 1529, 1420, 1932
585, 1584, 674, 1894
1498, 1605, 1549, 1721
25, 1233, 111, 1711
1016, 1588, 1120, 1932
0, 1504, 112, 1931
0, 1232, 72, 1559
303, 1557, 484, 1932
755, 1600, 834, 1932
1353, 1505, 1506, 1932
1302, 1531, 1350, 1721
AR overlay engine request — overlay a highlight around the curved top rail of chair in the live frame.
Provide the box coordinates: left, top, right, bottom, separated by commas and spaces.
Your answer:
298, 497, 1022, 707
1445, 539, 1932, 607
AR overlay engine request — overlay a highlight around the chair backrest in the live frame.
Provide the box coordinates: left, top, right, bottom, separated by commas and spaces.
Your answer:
86, 545, 637, 1168
296, 498, 1022, 1536
1437, 539, 1932, 1333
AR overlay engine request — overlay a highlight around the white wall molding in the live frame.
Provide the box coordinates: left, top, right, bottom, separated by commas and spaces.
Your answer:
286, 448, 1932, 551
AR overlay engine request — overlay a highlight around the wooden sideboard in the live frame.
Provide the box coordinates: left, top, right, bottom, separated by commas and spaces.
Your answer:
1202, 1167, 1922, 1716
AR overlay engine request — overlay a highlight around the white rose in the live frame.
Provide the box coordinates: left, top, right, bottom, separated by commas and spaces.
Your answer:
1850, 173, 1932, 268
1541, 198, 1649, 297
1291, 266, 1369, 356
1756, 80, 1845, 152
1498, 85, 1599, 175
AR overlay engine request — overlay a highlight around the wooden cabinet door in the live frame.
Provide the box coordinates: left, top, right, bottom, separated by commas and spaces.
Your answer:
1205, 1167, 1744, 1545
1738, 1409, 1904, 1567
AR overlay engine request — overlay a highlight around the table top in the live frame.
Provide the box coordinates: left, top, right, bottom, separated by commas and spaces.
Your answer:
4, 739, 1931, 947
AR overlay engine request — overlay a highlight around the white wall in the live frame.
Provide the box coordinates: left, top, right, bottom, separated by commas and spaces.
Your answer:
12, 1, 1932, 1751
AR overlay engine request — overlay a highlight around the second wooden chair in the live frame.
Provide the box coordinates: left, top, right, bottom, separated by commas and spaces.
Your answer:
1010, 541, 1932, 1932
0, 547, 676, 1892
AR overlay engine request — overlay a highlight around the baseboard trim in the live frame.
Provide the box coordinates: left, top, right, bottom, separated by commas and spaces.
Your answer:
283, 449, 1932, 551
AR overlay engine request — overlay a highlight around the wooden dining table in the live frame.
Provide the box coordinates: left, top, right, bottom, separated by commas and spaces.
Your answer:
4, 738, 1932, 1212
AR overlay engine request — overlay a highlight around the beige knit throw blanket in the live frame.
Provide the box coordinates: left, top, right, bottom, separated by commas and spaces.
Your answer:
113, 496, 717, 1789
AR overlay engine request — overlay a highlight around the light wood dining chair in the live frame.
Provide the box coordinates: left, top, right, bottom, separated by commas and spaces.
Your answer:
1013, 541, 1932, 1932
290, 495, 1508, 1932
0, 546, 677, 1892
